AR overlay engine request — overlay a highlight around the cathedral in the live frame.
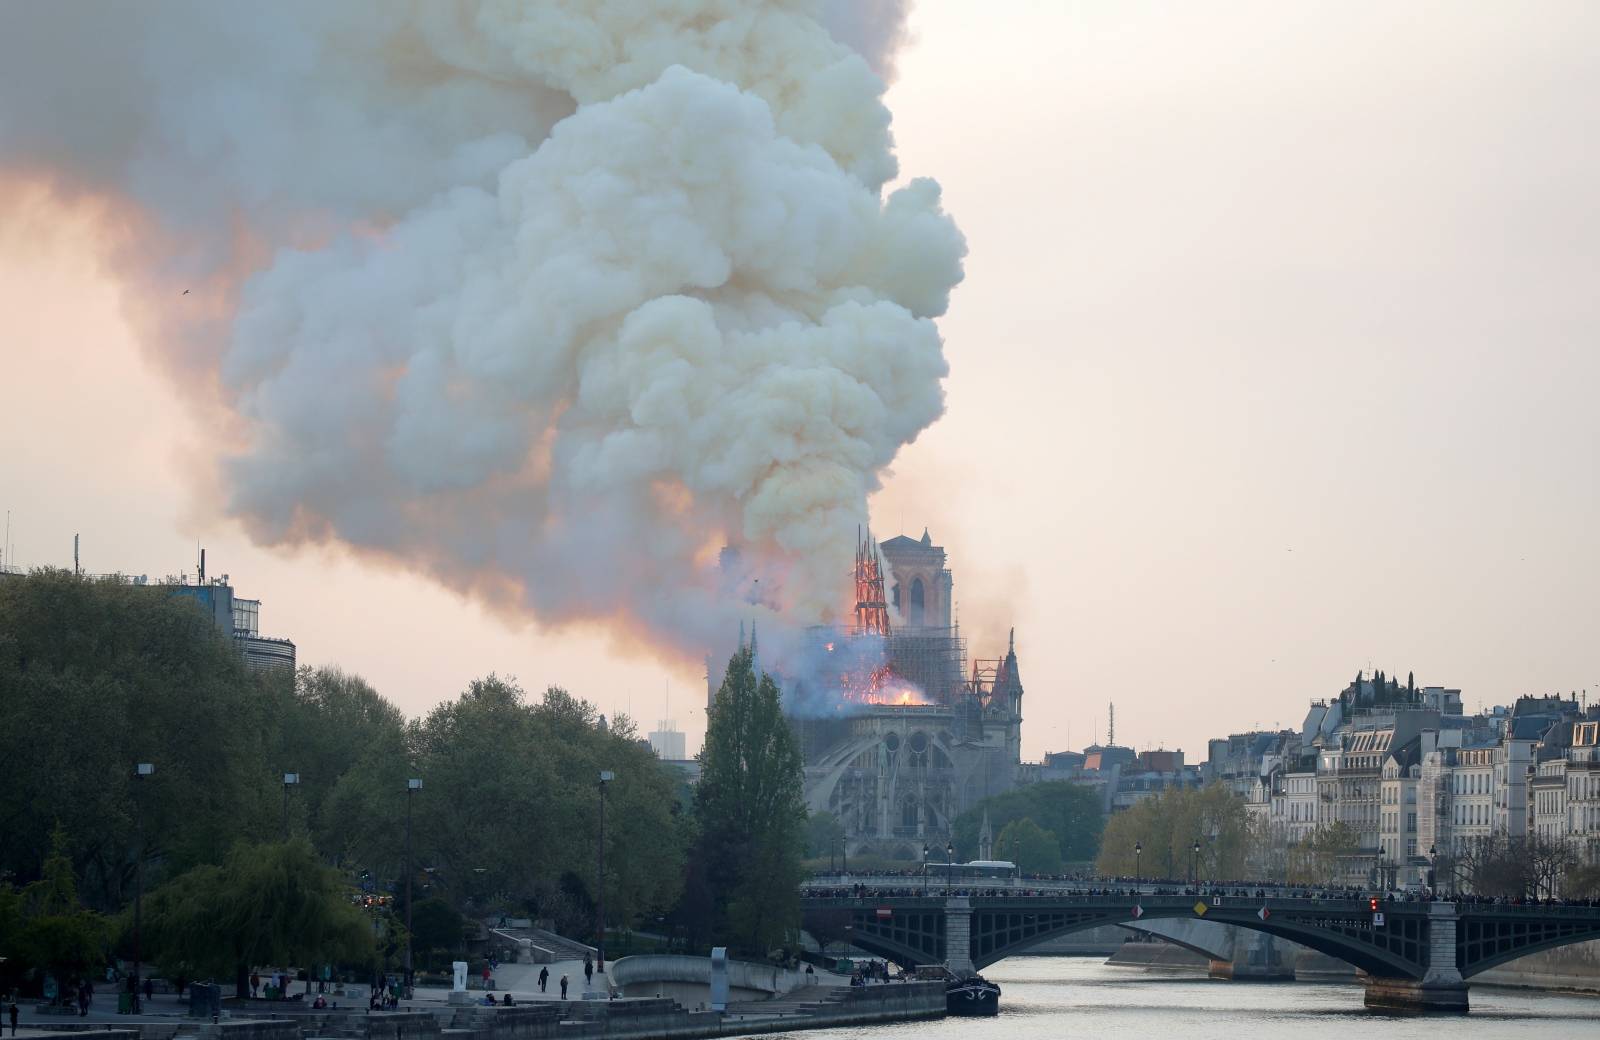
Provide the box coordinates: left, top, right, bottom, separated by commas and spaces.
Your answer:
795, 529, 1026, 859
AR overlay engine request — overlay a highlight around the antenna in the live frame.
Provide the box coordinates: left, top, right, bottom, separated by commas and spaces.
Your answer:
1108, 702, 1116, 747
74, 533, 79, 576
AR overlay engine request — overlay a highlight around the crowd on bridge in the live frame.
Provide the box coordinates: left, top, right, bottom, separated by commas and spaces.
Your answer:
801, 873, 1600, 909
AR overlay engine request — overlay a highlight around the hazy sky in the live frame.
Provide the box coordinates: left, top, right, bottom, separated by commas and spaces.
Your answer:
3, 2, 1598, 760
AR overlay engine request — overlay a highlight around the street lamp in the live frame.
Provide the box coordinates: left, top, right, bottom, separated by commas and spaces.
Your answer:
945, 841, 954, 893
1134, 841, 1143, 884
281, 772, 300, 839
404, 778, 422, 996
1427, 844, 1437, 894
597, 770, 614, 974
922, 843, 930, 895
133, 763, 153, 1014
1190, 840, 1201, 885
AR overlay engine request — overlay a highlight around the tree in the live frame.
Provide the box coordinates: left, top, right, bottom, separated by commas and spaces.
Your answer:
952, 782, 1103, 864
691, 646, 806, 955
804, 811, 846, 860
996, 818, 1062, 874
1286, 823, 1360, 884
408, 897, 466, 971
0, 570, 284, 907
13, 829, 109, 1001
137, 839, 373, 996
1096, 785, 1251, 879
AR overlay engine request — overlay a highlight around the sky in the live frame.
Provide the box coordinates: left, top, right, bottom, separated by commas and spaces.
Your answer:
2, 2, 1598, 761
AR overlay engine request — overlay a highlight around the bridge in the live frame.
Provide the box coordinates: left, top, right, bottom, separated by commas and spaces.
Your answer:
800, 883, 1600, 1012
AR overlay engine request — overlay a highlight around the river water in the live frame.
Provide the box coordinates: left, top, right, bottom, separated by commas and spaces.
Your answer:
741, 958, 1597, 1039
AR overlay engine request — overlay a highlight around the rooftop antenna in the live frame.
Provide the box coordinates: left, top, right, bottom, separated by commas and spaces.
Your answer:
1108, 702, 1116, 747
74, 533, 79, 576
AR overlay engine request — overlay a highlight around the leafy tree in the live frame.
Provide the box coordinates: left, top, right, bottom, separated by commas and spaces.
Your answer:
690, 646, 806, 955
137, 839, 373, 997
952, 781, 1102, 864
804, 811, 846, 859
408, 897, 466, 971
1286, 823, 1360, 884
0, 571, 283, 906
1096, 785, 1251, 879
996, 818, 1062, 874
14, 829, 109, 999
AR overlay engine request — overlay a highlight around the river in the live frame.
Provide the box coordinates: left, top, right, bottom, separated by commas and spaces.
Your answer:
739, 957, 1598, 1039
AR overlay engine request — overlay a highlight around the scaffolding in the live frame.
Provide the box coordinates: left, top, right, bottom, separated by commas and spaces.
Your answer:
853, 528, 892, 637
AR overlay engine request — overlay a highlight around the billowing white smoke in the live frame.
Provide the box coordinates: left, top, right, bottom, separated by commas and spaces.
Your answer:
0, 1, 965, 659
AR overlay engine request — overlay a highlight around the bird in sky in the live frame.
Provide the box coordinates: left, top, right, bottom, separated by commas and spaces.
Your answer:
181, 288, 190, 295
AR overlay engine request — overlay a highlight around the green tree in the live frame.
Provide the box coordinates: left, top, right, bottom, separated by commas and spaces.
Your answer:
1286, 822, 1360, 884
1096, 785, 1251, 879
951, 781, 1103, 864
0, 570, 283, 906
137, 839, 373, 997
408, 897, 466, 971
804, 811, 846, 860
691, 646, 806, 955
996, 818, 1062, 874
14, 829, 109, 1000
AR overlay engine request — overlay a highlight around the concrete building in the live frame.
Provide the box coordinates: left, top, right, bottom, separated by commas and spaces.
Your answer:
648, 719, 687, 761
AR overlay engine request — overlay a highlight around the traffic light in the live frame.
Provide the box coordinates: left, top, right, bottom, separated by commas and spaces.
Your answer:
1369, 897, 1379, 912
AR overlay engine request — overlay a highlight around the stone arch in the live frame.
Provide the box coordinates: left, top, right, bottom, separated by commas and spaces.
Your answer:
909, 577, 926, 626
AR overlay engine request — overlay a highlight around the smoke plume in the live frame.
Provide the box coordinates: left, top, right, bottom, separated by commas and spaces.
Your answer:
0, 1, 964, 661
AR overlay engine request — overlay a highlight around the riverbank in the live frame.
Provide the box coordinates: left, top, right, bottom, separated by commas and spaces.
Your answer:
6, 983, 945, 1040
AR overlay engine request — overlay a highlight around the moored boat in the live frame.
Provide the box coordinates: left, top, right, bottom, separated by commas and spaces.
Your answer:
913, 965, 1001, 1016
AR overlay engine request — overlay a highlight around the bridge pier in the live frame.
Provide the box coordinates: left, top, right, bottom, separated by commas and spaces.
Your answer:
1362, 904, 1468, 1014
945, 897, 973, 974
1208, 930, 1295, 981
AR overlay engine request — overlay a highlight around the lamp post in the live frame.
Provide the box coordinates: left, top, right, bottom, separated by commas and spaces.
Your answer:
1190, 840, 1201, 885
922, 844, 930, 895
281, 772, 300, 839
1134, 841, 1142, 884
597, 771, 614, 974
945, 841, 954, 893
133, 763, 153, 1014
404, 778, 422, 996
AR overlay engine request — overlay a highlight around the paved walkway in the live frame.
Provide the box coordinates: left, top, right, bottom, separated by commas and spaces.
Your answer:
410, 957, 610, 1005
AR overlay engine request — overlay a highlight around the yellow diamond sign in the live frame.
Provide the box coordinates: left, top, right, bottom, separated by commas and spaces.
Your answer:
1193, 901, 1209, 916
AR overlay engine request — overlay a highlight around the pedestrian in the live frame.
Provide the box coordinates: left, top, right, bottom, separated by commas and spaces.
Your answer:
559, 975, 568, 1000
143, 977, 153, 1005
538, 967, 548, 993
7, 999, 16, 1036
583, 954, 593, 988
320, 964, 331, 995
481, 964, 491, 990
250, 972, 260, 998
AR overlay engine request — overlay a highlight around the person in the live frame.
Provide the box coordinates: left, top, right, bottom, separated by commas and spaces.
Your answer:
320, 964, 331, 995
7, 999, 17, 1036
559, 975, 568, 1000
143, 977, 154, 1004
501, 993, 514, 1006
538, 967, 548, 993
804, 963, 815, 985
250, 973, 260, 999
77, 982, 89, 1017
583, 955, 593, 988
368, 992, 381, 1012
312, 995, 327, 1010
481, 992, 496, 1007
481, 965, 491, 989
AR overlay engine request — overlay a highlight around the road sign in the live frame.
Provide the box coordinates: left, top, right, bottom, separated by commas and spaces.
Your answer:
1131, 905, 1144, 919
876, 907, 893, 919
1193, 901, 1209, 916
1372, 912, 1385, 927
1257, 907, 1271, 921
